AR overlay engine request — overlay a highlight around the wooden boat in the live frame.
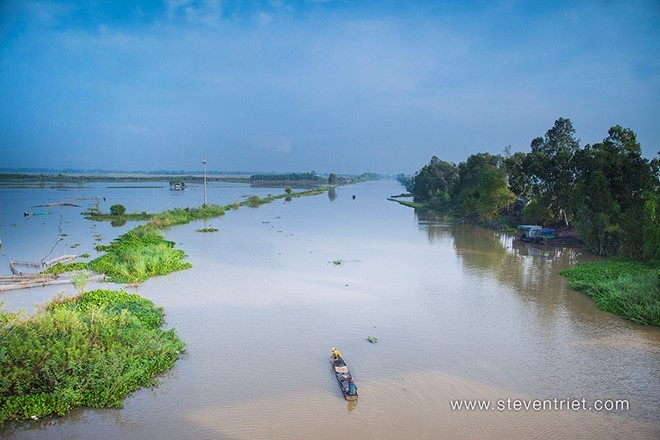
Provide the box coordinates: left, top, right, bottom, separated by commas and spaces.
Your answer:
331, 355, 358, 401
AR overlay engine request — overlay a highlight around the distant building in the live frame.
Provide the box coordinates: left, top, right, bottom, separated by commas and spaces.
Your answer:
169, 180, 186, 190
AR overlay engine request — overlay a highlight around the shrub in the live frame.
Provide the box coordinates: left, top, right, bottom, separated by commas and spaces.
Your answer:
0, 290, 185, 427
110, 204, 126, 216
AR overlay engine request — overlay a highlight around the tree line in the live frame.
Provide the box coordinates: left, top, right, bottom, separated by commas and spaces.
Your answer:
399, 118, 659, 261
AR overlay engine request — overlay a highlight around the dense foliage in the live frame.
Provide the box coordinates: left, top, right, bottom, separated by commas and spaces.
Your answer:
404, 118, 659, 326
406, 118, 659, 260
0, 290, 185, 427
109, 204, 126, 216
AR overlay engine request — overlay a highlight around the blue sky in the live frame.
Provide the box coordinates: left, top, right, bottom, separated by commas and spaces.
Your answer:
1, 0, 658, 174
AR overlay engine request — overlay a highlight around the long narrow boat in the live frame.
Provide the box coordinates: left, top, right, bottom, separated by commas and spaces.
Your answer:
331, 355, 358, 401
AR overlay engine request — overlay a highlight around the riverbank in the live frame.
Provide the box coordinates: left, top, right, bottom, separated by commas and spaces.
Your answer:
390, 199, 658, 326
560, 260, 659, 326
0, 289, 185, 428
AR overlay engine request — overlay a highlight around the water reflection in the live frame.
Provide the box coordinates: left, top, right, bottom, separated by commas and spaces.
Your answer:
416, 208, 600, 329
346, 399, 357, 414
413, 209, 455, 243
328, 188, 337, 202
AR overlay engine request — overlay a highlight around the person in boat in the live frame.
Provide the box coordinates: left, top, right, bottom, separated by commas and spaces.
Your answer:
348, 382, 357, 396
331, 347, 342, 361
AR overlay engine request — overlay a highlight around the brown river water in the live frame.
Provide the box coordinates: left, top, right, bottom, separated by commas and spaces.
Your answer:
1, 179, 658, 439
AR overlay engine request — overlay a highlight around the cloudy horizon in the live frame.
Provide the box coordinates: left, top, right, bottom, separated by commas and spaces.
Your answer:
1, 0, 659, 174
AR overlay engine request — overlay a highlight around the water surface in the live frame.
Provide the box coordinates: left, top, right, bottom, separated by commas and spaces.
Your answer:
1, 180, 658, 439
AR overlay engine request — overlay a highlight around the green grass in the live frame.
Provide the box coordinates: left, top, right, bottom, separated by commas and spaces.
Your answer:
88, 224, 191, 284
43, 262, 88, 275
0, 289, 185, 427
387, 197, 430, 209
84, 211, 153, 222
560, 261, 660, 326
150, 204, 226, 228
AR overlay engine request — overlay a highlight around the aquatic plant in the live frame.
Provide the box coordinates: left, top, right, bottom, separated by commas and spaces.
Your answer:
88, 224, 191, 284
196, 227, 218, 233
331, 259, 343, 266
43, 262, 88, 274
367, 336, 379, 344
0, 289, 185, 427
560, 260, 659, 326
150, 204, 226, 228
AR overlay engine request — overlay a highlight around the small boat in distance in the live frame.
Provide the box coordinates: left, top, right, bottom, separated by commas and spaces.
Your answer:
331, 355, 358, 401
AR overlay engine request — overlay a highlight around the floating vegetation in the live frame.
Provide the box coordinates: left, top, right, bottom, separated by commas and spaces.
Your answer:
43, 261, 88, 274
69, 243, 80, 249
84, 207, 152, 223
79, 253, 91, 259
151, 205, 226, 229
196, 227, 218, 233
88, 224, 191, 284
0, 289, 185, 427
331, 259, 344, 266
366, 336, 379, 344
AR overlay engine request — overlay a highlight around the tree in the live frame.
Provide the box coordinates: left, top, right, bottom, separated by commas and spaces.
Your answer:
411, 156, 458, 206
328, 173, 337, 185
110, 204, 126, 216
503, 151, 533, 198
527, 117, 580, 225
453, 153, 514, 221
570, 126, 656, 257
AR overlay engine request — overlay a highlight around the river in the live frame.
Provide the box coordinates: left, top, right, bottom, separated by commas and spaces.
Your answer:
1, 179, 658, 439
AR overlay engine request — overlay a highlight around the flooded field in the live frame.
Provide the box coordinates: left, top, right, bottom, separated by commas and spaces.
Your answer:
1, 179, 658, 439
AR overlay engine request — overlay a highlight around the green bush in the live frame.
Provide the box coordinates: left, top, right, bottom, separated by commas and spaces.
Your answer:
0, 290, 185, 427
246, 195, 262, 207
110, 204, 126, 216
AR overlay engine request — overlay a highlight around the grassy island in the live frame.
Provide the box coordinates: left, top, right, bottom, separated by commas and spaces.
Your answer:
0, 289, 185, 427
88, 224, 191, 284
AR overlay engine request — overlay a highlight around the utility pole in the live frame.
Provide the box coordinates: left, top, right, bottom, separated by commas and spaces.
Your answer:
202, 154, 207, 206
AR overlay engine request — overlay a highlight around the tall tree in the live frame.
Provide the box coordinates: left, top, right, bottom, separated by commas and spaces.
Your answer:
503, 151, 533, 198
411, 156, 458, 206
570, 126, 656, 257
453, 153, 514, 221
527, 117, 580, 225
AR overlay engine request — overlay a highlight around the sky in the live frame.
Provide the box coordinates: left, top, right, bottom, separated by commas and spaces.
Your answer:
1, 0, 659, 174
